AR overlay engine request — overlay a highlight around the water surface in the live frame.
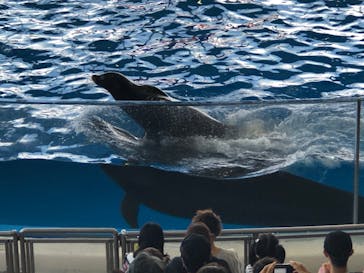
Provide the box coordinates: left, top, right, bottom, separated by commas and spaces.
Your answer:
0, 0, 363, 177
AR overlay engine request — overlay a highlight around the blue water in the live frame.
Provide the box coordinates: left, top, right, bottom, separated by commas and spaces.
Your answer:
1, 1, 363, 101
1, 0, 363, 175
0, 1, 364, 228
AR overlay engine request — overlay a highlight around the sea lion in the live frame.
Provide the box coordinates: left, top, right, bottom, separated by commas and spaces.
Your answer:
92, 72, 233, 140
101, 163, 364, 228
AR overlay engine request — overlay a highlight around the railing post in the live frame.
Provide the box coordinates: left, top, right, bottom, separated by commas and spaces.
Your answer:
13, 232, 20, 273
5, 241, 14, 273
120, 229, 127, 263
19, 235, 27, 273
114, 233, 120, 272
354, 99, 361, 224
106, 242, 112, 273
243, 236, 252, 270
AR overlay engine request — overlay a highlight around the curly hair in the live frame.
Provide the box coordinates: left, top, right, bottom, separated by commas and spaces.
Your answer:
191, 209, 222, 237
186, 222, 211, 241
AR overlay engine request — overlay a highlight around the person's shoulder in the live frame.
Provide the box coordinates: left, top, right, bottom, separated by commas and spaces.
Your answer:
169, 256, 183, 264
210, 256, 233, 273
215, 248, 242, 273
211, 256, 229, 266
165, 256, 184, 273
219, 248, 239, 258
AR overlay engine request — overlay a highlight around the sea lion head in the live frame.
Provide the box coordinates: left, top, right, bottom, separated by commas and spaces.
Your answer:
92, 72, 170, 101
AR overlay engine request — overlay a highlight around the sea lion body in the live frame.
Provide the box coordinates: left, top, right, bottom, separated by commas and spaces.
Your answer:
92, 72, 230, 139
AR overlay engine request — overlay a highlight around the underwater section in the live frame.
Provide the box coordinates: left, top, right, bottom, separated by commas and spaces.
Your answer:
0, 100, 363, 229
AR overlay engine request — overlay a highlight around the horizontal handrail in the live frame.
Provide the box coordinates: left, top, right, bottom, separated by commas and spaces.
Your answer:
18, 228, 120, 273
2, 224, 364, 273
17, 238, 116, 243
20, 227, 119, 237
120, 224, 364, 270
0, 230, 18, 237
121, 223, 364, 238
217, 223, 364, 235
0, 96, 361, 107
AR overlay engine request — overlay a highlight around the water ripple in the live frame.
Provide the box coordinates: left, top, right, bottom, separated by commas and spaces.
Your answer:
0, 0, 363, 175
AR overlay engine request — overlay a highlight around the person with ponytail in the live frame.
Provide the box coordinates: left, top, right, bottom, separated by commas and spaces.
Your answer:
246, 233, 286, 273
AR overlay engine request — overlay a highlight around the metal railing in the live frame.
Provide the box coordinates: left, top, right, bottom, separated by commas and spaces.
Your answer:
0, 96, 362, 107
0, 231, 19, 273
120, 223, 364, 270
18, 228, 119, 273
0, 224, 364, 273
2, 224, 364, 273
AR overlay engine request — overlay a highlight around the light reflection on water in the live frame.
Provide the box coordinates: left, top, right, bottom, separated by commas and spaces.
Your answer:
0, 0, 363, 177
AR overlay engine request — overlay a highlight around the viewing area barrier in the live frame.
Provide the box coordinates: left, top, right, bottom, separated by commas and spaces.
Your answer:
0, 228, 120, 273
2, 224, 364, 273
0, 231, 19, 273
121, 224, 364, 271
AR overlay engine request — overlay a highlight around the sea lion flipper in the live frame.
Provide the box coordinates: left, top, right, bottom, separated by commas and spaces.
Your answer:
91, 117, 141, 144
121, 193, 140, 228
111, 125, 141, 144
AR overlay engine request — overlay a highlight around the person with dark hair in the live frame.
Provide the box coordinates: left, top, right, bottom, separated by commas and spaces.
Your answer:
192, 209, 242, 273
135, 222, 165, 256
121, 222, 169, 273
186, 222, 212, 240
318, 230, 353, 273
192, 209, 223, 237
186, 222, 232, 273
256, 231, 354, 273
166, 230, 232, 273
197, 263, 229, 273
142, 247, 170, 264
252, 257, 277, 273
246, 233, 285, 273
127, 250, 166, 273
181, 233, 212, 273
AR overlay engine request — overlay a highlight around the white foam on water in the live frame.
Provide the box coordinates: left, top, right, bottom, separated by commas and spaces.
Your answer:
67, 103, 359, 177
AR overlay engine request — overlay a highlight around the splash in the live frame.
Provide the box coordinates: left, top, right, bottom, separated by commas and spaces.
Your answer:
71, 102, 357, 178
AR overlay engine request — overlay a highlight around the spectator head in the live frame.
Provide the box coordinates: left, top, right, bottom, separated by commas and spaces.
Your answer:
324, 230, 353, 267
142, 247, 164, 260
186, 222, 211, 241
127, 251, 165, 273
249, 233, 285, 265
274, 245, 286, 263
197, 263, 229, 273
252, 257, 277, 273
137, 222, 164, 256
191, 209, 222, 238
180, 233, 211, 273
